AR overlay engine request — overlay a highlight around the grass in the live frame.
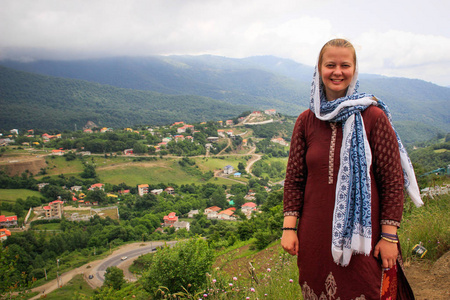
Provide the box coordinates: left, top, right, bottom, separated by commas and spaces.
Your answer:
0, 189, 42, 203
97, 158, 198, 185
32, 223, 62, 231
157, 241, 302, 300
194, 156, 246, 172
399, 192, 450, 262
43, 156, 85, 176
33, 274, 95, 300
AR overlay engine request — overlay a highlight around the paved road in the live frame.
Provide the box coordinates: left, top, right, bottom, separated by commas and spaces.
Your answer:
29, 241, 177, 299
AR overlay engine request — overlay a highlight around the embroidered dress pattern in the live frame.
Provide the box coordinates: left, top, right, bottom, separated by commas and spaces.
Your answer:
328, 123, 337, 184
302, 273, 367, 300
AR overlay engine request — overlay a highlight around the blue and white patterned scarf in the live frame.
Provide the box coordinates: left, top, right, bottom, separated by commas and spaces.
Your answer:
310, 61, 423, 267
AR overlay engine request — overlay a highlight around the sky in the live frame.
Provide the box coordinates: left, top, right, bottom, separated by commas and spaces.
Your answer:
1, 0, 449, 86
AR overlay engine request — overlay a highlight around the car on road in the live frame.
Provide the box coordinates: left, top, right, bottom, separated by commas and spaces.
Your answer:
88, 275, 94, 279
121, 256, 128, 261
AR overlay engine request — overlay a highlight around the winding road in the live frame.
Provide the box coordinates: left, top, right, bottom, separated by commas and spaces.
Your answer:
29, 241, 177, 299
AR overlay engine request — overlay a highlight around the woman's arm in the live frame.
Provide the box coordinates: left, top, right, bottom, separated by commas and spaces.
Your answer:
281, 216, 299, 256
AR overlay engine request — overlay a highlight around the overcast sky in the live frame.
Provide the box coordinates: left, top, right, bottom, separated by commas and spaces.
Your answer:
1, 0, 449, 86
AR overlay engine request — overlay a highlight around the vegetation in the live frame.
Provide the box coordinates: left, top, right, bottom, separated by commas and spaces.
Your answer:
0, 114, 448, 299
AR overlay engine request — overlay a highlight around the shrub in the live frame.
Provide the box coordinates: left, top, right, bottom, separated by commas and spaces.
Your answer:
141, 238, 214, 295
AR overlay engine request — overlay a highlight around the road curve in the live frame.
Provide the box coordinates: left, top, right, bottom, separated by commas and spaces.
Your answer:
29, 241, 177, 299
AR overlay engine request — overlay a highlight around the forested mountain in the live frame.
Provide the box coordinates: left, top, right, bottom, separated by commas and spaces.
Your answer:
1, 55, 449, 142
0, 66, 251, 130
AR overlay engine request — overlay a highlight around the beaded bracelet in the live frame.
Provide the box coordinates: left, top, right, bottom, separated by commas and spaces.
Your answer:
381, 236, 399, 243
381, 232, 398, 239
281, 227, 297, 231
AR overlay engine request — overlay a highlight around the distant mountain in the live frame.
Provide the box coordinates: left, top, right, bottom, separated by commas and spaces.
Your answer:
1, 55, 449, 143
0, 66, 251, 130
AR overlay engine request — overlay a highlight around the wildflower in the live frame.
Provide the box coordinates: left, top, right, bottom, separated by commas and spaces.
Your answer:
212, 279, 216, 283
265, 294, 268, 297
289, 279, 294, 283
246, 297, 250, 300
267, 268, 271, 272
250, 287, 255, 292
233, 276, 238, 281
229, 283, 233, 287
203, 294, 208, 298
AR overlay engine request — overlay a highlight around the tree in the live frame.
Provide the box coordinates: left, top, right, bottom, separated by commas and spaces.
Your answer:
142, 238, 213, 294
237, 162, 246, 173
80, 164, 96, 178
103, 266, 126, 290
133, 141, 148, 154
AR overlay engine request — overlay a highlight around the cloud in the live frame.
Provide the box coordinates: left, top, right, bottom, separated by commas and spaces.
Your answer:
0, 0, 449, 86
355, 31, 450, 85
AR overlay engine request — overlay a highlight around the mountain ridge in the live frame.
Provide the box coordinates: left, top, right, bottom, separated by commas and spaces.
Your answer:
1, 55, 448, 143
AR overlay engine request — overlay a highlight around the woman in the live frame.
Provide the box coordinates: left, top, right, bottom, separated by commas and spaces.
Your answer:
281, 38, 423, 299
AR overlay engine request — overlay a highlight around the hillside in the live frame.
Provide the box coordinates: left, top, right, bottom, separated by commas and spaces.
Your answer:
0, 66, 251, 130
1, 55, 449, 142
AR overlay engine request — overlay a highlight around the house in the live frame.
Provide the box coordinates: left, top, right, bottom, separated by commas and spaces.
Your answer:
37, 183, 50, 191
137, 184, 149, 197
207, 137, 219, 143
123, 149, 134, 155
51, 149, 65, 155
84, 129, 93, 133
0, 229, 11, 242
162, 137, 172, 143
217, 130, 225, 137
71, 186, 83, 192
10, 129, 19, 135
174, 135, 185, 142
264, 109, 277, 115
234, 172, 241, 178
44, 200, 64, 219
218, 208, 237, 220
0, 215, 18, 227
165, 187, 175, 195
271, 137, 289, 146
223, 165, 234, 175
163, 212, 178, 227
241, 202, 257, 219
89, 183, 104, 191
226, 120, 234, 126
151, 189, 163, 195
204, 206, 221, 219
173, 221, 190, 231
187, 209, 199, 218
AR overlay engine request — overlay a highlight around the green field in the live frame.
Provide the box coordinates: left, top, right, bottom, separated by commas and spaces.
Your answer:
0, 189, 42, 203
43, 156, 85, 176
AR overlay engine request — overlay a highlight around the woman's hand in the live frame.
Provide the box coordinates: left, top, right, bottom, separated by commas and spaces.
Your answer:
281, 230, 299, 256
373, 239, 398, 269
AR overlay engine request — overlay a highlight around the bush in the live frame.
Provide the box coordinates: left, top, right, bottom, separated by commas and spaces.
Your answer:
141, 238, 214, 295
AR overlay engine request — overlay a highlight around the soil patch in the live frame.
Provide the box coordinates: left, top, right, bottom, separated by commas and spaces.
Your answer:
0, 156, 47, 176
404, 251, 450, 300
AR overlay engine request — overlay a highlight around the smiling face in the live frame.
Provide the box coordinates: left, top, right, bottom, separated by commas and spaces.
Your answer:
319, 46, 356, 101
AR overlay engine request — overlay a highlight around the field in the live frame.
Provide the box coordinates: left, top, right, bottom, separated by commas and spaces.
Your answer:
0, 189, 42, 203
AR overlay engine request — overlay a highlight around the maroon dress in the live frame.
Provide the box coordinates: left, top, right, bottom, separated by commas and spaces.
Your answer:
283, 106, 413, 299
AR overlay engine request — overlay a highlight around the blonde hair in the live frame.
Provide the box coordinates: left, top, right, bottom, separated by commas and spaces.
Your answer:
318, 38, 356, 69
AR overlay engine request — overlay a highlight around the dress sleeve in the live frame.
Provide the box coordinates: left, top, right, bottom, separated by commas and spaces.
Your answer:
283, 113, 308, 217
371, 112, 404, 227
